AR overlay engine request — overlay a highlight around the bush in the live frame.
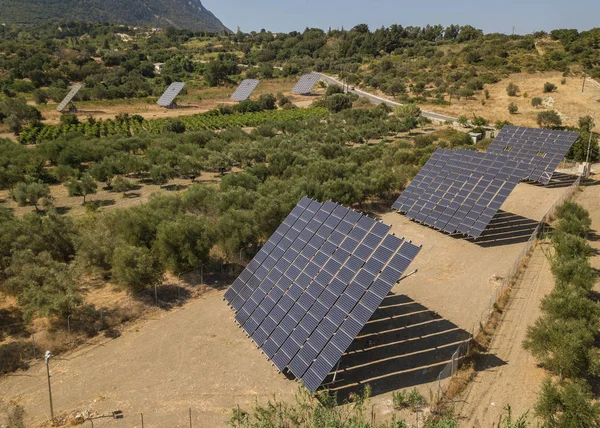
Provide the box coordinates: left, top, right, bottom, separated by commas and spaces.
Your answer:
536, 378, 600, 427
323, 94, 353, 113
325, 84, 344, 96
60, 114, 79, 126
506, 82, 519, 96
111, 243, 163, 294
10, 181, 50, 211
531, 97, 543, 108
163, 119, 186, 133
111, 176, 137, 193
508, 103, 518, 114
543, 82, 557, 93
258, 93, 276, 110
537, 110, 562, 128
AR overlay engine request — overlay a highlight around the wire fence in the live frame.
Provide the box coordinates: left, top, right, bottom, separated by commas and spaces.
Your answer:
434, 175, 582, 403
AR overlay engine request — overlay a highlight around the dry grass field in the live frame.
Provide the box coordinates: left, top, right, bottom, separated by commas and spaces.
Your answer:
419, 72, 600, 130
36, 77, 325, 125
0, 174, 579, 427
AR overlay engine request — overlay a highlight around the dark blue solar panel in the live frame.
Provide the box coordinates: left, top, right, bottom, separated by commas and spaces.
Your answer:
224, 197, 420, 392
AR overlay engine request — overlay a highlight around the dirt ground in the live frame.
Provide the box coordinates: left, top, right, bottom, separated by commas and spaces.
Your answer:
420, 72, 600, 130
455, 242, 553, 426
38, 78, 324, 125
0, 173, 578, 427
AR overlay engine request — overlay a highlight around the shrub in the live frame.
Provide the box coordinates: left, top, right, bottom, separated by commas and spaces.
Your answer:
508, 103, 518, 114
325, 84, 344, 96
60, 114, 79, 126
531, 97, 543, 108
163, 119, 186, 133
258, 93, 276, 110
506, 82, 519, 96
535, 378, 600, 427
543, 82, 557, 93
111, 176, 137, 193
537, 110, 562, 128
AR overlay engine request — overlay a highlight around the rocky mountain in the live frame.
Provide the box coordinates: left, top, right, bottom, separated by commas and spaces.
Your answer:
0, 0, 230, 32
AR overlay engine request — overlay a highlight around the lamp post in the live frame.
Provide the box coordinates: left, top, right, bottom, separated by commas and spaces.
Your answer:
45, 351, 54, 421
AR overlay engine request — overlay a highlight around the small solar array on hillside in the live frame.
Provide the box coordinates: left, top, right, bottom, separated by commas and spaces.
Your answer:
224, 196, 421, 391
157, 82, 185, 107
57, 84, 83, 112
487, 126, 580, 184
292, 74, 321, 95
231, 79, 260, 101
393, 149, 526, 239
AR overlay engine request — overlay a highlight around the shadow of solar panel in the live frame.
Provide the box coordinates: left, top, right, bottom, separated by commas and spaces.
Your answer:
57, 84, 83, 112
224, 196, 421, 392
157, 82, 185, 107
231, 79, 260, 101
292, 73, 321, 94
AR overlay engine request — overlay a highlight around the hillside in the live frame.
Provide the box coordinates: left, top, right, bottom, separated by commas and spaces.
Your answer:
0, 0, 230, 32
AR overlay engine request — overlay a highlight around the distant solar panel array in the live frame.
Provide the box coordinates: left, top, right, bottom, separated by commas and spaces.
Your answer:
157, 82, 185, 107
56, 84, 83, 113
292, 74, 321, 95
393, 148, 528, 239
487, 126, 580, 184
231, 79, 260, 101
225, 196, 421, 391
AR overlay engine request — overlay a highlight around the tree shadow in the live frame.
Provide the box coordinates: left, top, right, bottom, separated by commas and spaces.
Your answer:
0, 307, 28, 341
162, 183, 189, 192
321, 294, 505, 399
55, 206, 72, 215
457, 210, 539, 248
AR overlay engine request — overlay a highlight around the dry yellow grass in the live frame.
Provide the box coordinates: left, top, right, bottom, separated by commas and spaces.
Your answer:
419, 72, 600, 130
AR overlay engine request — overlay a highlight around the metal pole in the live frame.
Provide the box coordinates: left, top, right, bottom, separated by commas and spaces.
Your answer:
67, 314, 71, 337
45, 351, 54, 421
585, 115, 595, 178
201, 264, 203, 285
141, 413, 144, 428
155, 283, 158, 306
582, 74, 586, 93
189, 407, 192, 428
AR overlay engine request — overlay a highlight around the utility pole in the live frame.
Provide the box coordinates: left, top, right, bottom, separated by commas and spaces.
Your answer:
45, 351, 54, 421
512, 26, 515, 36
585, 115, 596, 178
582, 73, 586, 93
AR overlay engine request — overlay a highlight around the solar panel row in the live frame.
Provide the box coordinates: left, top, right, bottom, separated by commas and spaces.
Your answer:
487, 126, 579, 184
393, 148, 526, 239
292, 74, 321, 95
224, 197, 421, 391
157, 82, 185, 107
231, 79, 260, 101
57, 84, 83, 112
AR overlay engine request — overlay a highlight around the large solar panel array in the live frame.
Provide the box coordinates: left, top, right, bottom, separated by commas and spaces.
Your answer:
292, 74, 321, 94
224, 197, 421, 392
56, 84, 83, 112
157, 82, 185, 107
231, 79, 260, 101
487, 126, 580, 184
392, 149, 528, 239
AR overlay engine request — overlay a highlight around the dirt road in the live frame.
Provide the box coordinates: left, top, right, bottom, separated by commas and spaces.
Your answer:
456, 181, 600, 426
456, 242, 553, 426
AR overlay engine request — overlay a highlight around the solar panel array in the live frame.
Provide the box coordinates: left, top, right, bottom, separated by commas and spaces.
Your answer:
487, 126, 580, 184
56, 84, 83, 112
157, 82, 185, 107
231, 79, 260, 101
292, 74, 321, 94
224, 197, 421, 391
392, 149, 527, 239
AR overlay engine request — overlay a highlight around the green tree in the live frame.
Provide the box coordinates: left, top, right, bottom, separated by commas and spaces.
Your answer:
258, 93, 276, 110
111, 243, 164, 294
66, 174, 97, 204
535, 378, 600, 427
154, 215, 215, 272
537, 110, 562, 128
10, 181, 50, 211
531, 97, 543, 108
508, 103, 518, 114
4, 250, 81, 322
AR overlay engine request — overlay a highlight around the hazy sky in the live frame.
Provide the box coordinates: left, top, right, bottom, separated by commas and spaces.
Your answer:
202, 0, 598, 35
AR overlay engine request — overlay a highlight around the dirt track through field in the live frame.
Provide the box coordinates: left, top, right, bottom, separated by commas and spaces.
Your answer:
456, 180, 600, 427
455, 242, 553, 426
